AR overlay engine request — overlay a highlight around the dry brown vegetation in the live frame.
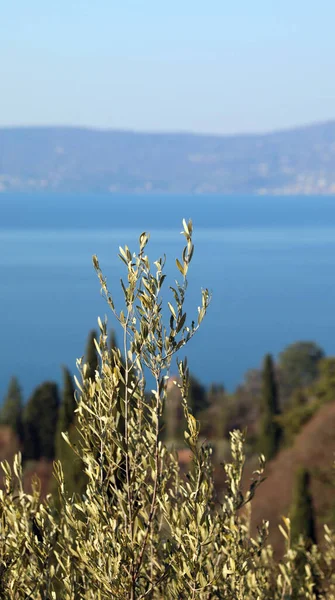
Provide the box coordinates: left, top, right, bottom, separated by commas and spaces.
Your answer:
249, 399, 335, 557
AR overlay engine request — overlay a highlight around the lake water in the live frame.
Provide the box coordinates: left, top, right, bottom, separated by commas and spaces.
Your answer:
1, 193, 335, 401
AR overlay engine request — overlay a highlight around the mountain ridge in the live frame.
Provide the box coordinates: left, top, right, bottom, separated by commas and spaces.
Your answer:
2, 121, 335, 194
3, 118, 335, 136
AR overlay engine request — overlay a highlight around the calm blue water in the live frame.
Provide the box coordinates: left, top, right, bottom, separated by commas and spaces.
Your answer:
1, 193, 335, 401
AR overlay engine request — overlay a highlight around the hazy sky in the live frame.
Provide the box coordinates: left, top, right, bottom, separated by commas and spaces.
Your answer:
1, 1, 335, 134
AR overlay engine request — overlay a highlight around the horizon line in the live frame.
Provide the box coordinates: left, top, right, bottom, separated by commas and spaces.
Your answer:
1, 118, 335, 139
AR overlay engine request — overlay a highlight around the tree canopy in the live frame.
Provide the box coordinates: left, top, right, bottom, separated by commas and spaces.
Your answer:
0, 376, 23, 440
23, 382, 60, 461
279, 341, 324, 400
290, 468, 317, 547
258, 354, 282, 460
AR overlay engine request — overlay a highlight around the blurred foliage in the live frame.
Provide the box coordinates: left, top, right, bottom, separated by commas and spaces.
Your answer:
313, 357, 335, 405
0, 376, 23, 441
54, 366, 87, 500
0, 223, 334, 598
277, 357, 335, 446
23, 381, 60, 461
279, 341, 324, 402
188, 374, 208, 418
290, 468, 317, 547
258, 354, 282, 461
277, 399, 320, 446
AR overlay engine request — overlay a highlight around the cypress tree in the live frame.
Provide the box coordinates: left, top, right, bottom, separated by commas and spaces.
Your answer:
188, 375, 208, 418
290, 467, 317, 547
55, 367, 87, 498
23, 382, 60, 461
85, 330, 99, 382
290, 469, 321, 597
55, 367, 77, 460
0, 376, 23, 441
259, 354, 282, 460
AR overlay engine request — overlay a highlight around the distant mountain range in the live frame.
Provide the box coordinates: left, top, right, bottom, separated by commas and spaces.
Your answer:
2, 122, 335, 195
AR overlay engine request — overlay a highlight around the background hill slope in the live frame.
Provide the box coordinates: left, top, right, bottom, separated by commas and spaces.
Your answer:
2, 122, 335, 194
249, 400, 335, 556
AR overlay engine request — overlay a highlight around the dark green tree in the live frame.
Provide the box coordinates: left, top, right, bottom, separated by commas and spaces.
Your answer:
188, 375, 207, 418
55, 367, 87, 499
85, 329, 99, 382
0, 376, 23, 441
290, 468, 320, 597
56, 367, 76, 449
290, 468, 317, 547
258, 354, 282, 460
23, 382, 60, 461
279, 341, 324, 401
55, 367, 76, 464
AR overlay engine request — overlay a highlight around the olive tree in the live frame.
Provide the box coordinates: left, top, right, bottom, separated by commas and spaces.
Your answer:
0, 221, 335, 599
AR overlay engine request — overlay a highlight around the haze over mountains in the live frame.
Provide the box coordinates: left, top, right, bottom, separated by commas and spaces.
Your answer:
2, 121, 335, 195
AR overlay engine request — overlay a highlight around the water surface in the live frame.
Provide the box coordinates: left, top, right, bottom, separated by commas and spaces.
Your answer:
1, 193, 334, 400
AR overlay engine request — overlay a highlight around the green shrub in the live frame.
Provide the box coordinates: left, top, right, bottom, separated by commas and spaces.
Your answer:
0, 221, 335, 599
258, 354, 282, 460
277, 399, 320, 446
314, 357, 335, 404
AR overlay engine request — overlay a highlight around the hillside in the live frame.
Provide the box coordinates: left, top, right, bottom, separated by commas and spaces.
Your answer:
2, 122, 335, 194
249, 400, 335, 557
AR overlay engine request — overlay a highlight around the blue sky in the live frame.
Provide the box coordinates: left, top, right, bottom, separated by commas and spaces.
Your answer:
1, 1, 335, 134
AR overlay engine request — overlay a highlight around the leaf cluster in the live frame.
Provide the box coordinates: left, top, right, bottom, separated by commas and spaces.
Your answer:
0, 222, 335, 599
